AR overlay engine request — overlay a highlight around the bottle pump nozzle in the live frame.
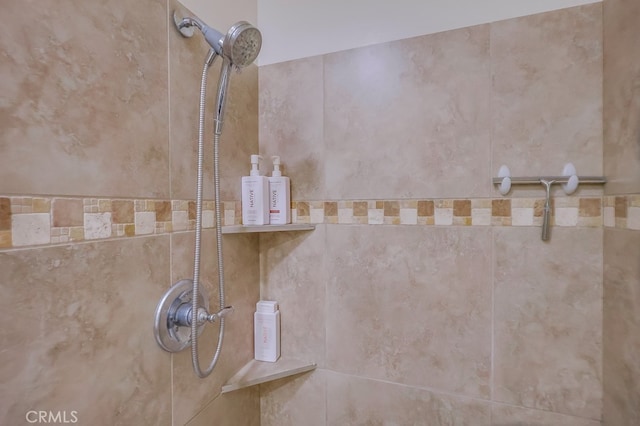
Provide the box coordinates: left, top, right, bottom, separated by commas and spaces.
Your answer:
271, 156, 282, 177
250, 154, 262, 176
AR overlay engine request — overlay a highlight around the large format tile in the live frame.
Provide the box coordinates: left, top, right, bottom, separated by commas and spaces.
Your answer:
326, 226, 492, 398
603, 228, 640, 426
603, 0, 640, 194
493, 227, 602, 419
491, 4, 603, 184
260, 369, 325, 426
324, 25, 491, 200
0, 0, 169, 198
186, 387, 260, 426
492, 403, 602, 426
259, 225, 326, 366
259, 56, 325, 201
327, 371, 491, 426
171, 229, 260, 425
0, 237, 172, 425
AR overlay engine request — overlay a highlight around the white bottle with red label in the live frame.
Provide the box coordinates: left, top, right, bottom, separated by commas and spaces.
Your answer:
254, 301, 280, 362
267, 156, 291, 225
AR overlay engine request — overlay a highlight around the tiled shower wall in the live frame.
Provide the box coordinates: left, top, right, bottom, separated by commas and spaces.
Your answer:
0, 0, 260, 425
603, 0, 640, 424
259, 4, 607, 425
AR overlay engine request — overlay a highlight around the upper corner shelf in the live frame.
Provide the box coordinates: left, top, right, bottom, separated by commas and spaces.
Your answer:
221, 224, 316, 234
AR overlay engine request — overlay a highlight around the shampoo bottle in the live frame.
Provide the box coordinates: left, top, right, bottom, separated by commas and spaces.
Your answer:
268, 156, 291, 225
241, 155, 270, 225
254, 301, 281, 362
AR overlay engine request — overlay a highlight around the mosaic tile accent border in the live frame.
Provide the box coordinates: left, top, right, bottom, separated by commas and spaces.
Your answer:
0, 196, 242, 249
291, 197, 604, 227
0, 194, 633, 250
603, 195, 640, 230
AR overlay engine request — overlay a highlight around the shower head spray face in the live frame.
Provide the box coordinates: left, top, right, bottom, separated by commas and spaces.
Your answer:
221, 21, 262, 68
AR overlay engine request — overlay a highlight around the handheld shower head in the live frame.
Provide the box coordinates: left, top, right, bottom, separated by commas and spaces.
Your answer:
214, 22, 262, 135
173, 12, 262, 68
221, 21, 262, 68
173, 11, 262, 135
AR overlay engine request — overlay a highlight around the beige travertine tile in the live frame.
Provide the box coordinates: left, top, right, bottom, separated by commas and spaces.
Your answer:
134, 211, 155, 235
185, 388, 260, 426
472, 208, 492, 226
0, 198, 10, 230
492, 403, 602, 426
0, 237, 172, 425
0, 0, 169, 198
555, 207, 579, 227
512, 208, 534, 226
260, 370, 325, 426
604, 205, 616, 229
324, 202, 337, 218
324, 25, 491, 200
259, 226, 326, 366
493, 199, 511, 217
84, 212, 112, 240
52, 199, 83, 227
111, 200, 134, 224
297, 201, 310, 217
580, 198, 601, 217
171, 229, 259, 426
353, 201, 368, 217
628, 207, 640, 230
326, 226, 492, 398
417, 200, 434, 217
603, 228, 640, 426
454, 199, 471, 217
615, 196, 628, 218
493, 227, 603, 419
327, 371, 491, 426
604, 0, 640, 194
154, 201, 172, 222
12, 213, 51, 246
492, 4, 603, 190
259, 56, 325, 201
32, 198, 51, 213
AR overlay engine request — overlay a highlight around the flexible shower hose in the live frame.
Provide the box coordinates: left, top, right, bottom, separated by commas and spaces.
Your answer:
190, 53, 226, 378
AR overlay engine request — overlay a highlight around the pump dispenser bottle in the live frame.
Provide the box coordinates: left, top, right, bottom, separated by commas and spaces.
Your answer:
268, 156, 291, 225
241, 155, 270, 225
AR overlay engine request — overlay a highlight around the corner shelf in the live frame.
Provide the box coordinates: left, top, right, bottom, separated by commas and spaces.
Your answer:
222, 224, 315, 234
221, 358, 317, 394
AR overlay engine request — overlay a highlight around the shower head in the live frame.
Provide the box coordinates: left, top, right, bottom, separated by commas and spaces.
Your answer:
173, 12, 262, 68
173, 11, 262, 135
221, 21, 262, 68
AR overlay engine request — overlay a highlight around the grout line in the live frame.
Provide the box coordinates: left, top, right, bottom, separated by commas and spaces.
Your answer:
490, 225, 496, 405
325, 369, 602, 422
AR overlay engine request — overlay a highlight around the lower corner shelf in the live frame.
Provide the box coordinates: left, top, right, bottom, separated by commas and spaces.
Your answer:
221, 358, 317, 394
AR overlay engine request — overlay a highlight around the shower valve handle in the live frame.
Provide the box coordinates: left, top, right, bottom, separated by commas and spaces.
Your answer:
203, 306, 234, 323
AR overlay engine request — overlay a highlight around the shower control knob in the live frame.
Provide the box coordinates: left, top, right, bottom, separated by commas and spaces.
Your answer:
206, 306, 234, 323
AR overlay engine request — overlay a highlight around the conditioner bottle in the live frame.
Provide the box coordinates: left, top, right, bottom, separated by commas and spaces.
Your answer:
241, 155, 270, 225
268, 156, 291, 224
